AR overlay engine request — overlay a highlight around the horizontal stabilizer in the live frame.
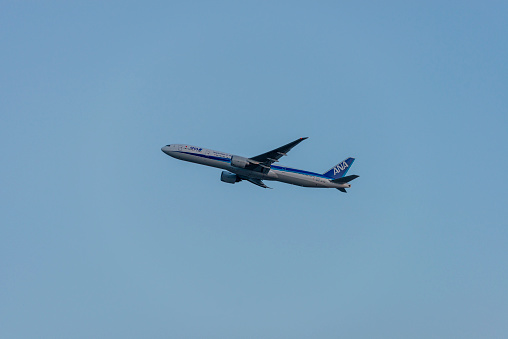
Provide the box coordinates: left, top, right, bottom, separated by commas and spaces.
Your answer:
332, 175, 359, 183
337, 188, 347, 193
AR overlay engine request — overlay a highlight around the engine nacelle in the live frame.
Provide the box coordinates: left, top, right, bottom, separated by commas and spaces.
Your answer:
230, 155, 250, 168
221, 171, 239, 184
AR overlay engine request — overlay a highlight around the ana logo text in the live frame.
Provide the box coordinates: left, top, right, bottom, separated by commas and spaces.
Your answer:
333, 162, 348, 175
189, 147, 202, 152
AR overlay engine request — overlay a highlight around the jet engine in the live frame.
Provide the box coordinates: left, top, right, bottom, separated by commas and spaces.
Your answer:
221, 171, 240, 184
230, 155, 250, 168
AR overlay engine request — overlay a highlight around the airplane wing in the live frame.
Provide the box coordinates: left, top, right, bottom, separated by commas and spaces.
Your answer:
244, 178, 271, 189
247, 137, 308, 172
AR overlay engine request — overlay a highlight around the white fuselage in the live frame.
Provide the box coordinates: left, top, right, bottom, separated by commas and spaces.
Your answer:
161, 144, 351, 189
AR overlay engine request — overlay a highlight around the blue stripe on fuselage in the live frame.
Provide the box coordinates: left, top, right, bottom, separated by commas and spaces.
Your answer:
177, 151, 230, 162
176, 151, 328, 178
271, 165, 328, 178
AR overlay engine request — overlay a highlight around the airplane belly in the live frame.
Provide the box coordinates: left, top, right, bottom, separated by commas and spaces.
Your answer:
207, 159, 230, 169
228, 167, 266, 179
174, 152, 229, 170
274, 171, 319, 187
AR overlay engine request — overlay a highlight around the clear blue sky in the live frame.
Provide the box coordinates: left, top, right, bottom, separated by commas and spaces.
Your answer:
1, 2, 507, 338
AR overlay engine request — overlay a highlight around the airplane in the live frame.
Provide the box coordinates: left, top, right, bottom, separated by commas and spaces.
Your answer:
161, 137, 359, 192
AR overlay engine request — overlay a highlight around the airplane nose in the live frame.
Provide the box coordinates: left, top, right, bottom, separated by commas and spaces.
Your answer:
161, 146, 171, 154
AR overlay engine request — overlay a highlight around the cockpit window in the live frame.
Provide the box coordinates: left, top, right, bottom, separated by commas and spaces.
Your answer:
166, 144, 171, 147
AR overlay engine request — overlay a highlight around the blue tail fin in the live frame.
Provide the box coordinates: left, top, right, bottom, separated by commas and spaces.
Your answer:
323, 157, 355, 179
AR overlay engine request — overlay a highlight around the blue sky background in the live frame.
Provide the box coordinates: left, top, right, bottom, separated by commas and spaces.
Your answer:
1, 2, 507, 338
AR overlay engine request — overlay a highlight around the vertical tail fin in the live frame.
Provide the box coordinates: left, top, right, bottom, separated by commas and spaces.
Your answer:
323, 157, 355, 179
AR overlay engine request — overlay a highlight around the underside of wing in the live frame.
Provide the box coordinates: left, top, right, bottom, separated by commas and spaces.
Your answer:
243, 177, 271, 189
